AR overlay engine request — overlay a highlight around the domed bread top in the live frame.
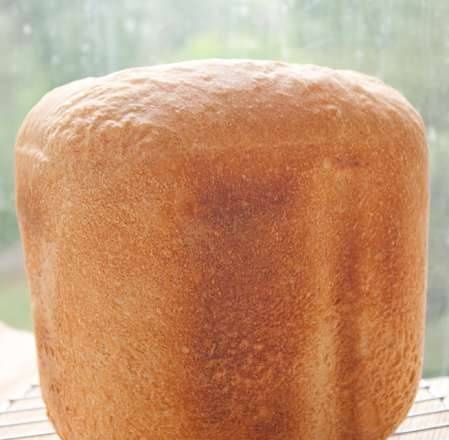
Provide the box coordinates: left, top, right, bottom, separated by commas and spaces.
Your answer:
16, 59, 425, 165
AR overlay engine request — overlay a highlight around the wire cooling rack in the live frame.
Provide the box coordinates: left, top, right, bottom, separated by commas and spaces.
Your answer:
0, 378, 448, 440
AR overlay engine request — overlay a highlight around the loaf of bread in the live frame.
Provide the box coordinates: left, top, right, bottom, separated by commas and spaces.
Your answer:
16, 60, 428, 440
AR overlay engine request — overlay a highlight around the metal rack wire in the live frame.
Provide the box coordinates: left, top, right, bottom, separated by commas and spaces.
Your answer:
0, 379, 448, 440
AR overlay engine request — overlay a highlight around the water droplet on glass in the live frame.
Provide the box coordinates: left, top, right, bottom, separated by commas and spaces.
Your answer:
81, 42, 91, 53
124, 18, 136, 33
22, 23, 32, 36
428, 126, 437, 142
232, 0, 249, 17
51, 54, 60, 65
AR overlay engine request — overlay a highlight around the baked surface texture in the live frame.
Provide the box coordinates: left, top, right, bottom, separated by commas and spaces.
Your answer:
15, 59, 429, 440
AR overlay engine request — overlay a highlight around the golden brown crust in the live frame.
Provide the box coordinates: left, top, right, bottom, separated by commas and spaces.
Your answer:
15, 60, 428, 440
